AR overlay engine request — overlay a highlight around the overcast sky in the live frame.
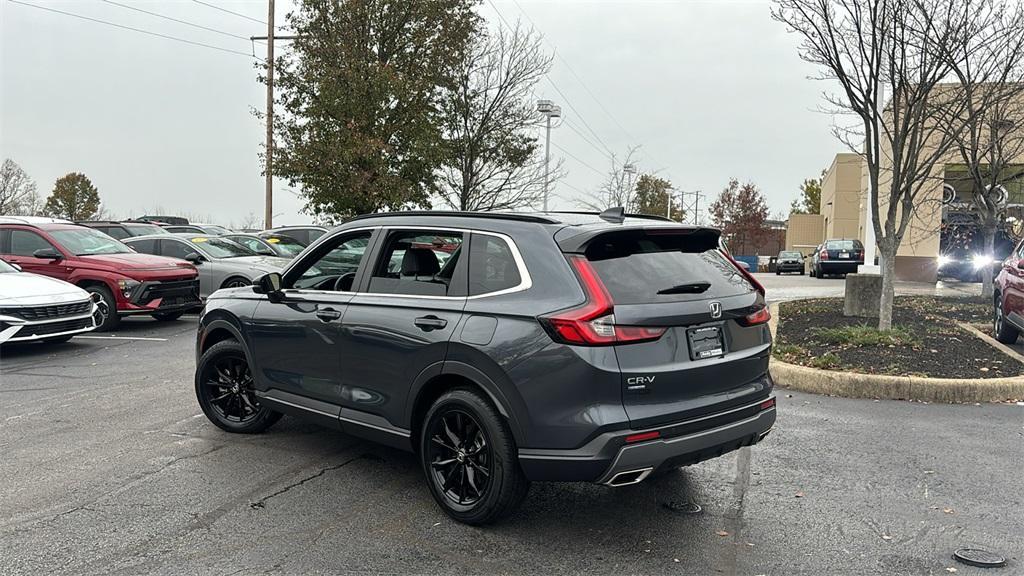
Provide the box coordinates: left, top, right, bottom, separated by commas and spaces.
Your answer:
1, 0, 841, 226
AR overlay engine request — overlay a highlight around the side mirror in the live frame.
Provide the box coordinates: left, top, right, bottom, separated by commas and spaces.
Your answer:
185, 252, 204, 264
254, 272, 284, 300
33, 248, 62, 260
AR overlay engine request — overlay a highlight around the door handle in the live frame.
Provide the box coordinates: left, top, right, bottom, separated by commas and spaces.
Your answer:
315, 307, 343, 322
414, 315, 448, 331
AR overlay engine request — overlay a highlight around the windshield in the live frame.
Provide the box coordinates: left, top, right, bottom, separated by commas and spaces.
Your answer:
264, 235, 305, 256
0, 259, 17, 273
779, 251, 802, 258
202, 225, 232, 235
190, 237, 256, 259
124, 224, 168, 235
51, 228, 134, 256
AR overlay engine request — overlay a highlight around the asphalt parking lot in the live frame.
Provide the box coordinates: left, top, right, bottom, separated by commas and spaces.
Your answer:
1, 275, 1022, 575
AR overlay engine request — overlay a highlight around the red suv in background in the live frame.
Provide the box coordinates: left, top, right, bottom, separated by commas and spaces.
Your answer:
994, 237, 1024, 344
0, 218, 200, 331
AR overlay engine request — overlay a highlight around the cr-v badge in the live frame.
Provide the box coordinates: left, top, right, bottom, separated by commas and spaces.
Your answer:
709, 301, 722, 319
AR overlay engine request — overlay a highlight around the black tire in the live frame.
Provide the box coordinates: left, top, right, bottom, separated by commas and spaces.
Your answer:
195, 339, 282, 434
221, 276, 251, 289
799, 269, 805, 276
42, 334, 74, 344
994, 294, 1020, 344
84, 284, 120, 331
775, 270, 780, 275
152, 311, 184, 322
809, 267, 815, 278
420, 388, 529, 525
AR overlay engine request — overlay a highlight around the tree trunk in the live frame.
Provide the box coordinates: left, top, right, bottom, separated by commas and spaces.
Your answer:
980, 227, 996, 298
878, 248, 897, 331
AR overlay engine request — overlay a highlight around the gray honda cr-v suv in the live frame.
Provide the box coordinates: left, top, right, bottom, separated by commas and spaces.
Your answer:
193, 209, 776, 525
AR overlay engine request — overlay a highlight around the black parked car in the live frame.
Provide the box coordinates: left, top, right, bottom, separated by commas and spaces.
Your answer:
194, 209, 776, 525
77, 220, 169, 239
810, 239, 864, 278
775, 250, 805, 275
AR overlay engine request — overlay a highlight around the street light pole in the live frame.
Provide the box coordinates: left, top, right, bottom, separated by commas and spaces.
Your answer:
264, 0, 275, 230
537, 100, 561, 212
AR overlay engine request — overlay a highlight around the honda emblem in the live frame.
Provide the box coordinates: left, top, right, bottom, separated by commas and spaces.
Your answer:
709, 301, 722, 319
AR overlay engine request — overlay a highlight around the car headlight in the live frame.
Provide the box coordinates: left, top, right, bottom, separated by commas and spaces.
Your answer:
937, 255, 952, 268
117, 279, 141, 299
971, 254, 994, 270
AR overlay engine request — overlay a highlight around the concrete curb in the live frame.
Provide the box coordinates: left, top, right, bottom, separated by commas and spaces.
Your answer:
768, 302, 1024, 403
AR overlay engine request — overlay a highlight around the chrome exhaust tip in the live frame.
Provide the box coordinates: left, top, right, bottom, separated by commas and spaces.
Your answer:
605, 467, 654, 487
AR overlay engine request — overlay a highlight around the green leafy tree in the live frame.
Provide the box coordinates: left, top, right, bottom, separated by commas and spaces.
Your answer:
271, 0, 479, 220
44, 173, 100, 220
709, 179, 770, 255
789, 170, 824, 214
633, 174, 683, 221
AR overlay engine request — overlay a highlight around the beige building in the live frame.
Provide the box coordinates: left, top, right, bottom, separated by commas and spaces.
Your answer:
820, 153, 863, 241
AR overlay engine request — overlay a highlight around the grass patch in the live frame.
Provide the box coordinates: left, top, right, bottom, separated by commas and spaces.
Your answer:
808, 352, 842, 369
813, 324, 920, 347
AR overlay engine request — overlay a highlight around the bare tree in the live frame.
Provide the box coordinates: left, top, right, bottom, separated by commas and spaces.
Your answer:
437, 21, 559, 212
0, 159, 38, 215
773, 0, 980, 330
579, 147, 642, 212
941, 1, 1024, 298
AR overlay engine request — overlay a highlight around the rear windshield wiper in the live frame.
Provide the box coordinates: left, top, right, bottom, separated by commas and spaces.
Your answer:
657, 281, 711, 295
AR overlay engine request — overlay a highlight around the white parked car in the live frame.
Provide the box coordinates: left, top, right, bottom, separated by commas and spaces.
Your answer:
0, 258, 99, 344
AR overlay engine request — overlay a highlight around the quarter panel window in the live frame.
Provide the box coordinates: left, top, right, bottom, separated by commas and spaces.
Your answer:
469, 234, 522, 296
367, 230, 464, 297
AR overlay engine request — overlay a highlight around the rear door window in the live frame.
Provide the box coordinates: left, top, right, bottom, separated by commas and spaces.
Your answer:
368, 230, 464, 297
585, 232, 752, 304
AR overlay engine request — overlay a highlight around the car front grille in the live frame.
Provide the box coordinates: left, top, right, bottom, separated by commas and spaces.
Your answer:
16, 316, 93, 338
0, 300, 92, 321
134, 279, 201, 307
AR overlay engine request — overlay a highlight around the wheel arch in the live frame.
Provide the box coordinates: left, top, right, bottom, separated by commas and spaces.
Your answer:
406, 361, 526, 450
220, 275, 253, 290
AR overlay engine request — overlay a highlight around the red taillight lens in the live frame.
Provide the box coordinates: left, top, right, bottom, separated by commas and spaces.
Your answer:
625, 430, 661, 443
760, 398, 776, 410
737, 306, 771, 326
720, 249, 765, 296
540, 256, 667, 346
820, 249, 829, 260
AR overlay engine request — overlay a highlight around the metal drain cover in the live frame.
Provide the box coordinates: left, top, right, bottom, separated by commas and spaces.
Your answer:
953, 548, 1006, 568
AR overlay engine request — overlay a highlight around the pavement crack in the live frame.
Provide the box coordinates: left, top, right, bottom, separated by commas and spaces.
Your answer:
249, 454, 370, 509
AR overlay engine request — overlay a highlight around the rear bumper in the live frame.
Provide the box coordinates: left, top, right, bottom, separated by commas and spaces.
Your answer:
819, 261, 862, 273
518, 396, 776, 483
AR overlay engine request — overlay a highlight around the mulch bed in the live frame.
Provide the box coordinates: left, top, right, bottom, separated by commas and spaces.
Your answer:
775, 296, 1024, 379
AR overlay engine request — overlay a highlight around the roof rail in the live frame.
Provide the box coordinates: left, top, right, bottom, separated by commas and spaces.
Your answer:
543, 210, 675, 223
0, 215, 73, 225
345, 210, 561, 225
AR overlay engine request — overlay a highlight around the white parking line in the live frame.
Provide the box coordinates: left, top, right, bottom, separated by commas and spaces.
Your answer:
75, 335, 168, 342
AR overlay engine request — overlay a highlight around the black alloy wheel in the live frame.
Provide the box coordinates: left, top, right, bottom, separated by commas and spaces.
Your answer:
420, 388, 529, 525
195, 340, 281, 433
427, 409, 493, 508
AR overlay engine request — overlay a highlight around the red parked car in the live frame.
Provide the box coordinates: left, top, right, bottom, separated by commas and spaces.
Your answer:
994, 237, 1024, 344
0, 217, 200, 331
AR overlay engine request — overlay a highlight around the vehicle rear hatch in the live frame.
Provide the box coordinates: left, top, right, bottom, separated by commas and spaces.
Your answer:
553, 225, 772, 429
823, 240, 863, 262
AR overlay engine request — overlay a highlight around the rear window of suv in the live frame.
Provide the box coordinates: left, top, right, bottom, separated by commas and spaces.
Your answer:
584, 231, 753, 304
825, 240, 862, 250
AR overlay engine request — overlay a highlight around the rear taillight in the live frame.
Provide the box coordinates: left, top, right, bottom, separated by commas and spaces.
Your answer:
760, 398, 776, 410
820, 249, 829, 260
540, 256, 667, 346
737, 306, 771, 326
720, 249, 765, 296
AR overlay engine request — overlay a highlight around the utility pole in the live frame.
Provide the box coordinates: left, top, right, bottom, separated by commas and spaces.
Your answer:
678, 189, 705, 225
263, 0, 275, 230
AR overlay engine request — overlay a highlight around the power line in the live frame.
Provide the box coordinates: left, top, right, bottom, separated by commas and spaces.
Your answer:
191, 0, 267, 26
551, 141, 606, 178
508, 0, 668, 171
99, 0, 265, 44
486, 0, 617, 159
8, 0, 256, 58
562, 118, 615, 163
